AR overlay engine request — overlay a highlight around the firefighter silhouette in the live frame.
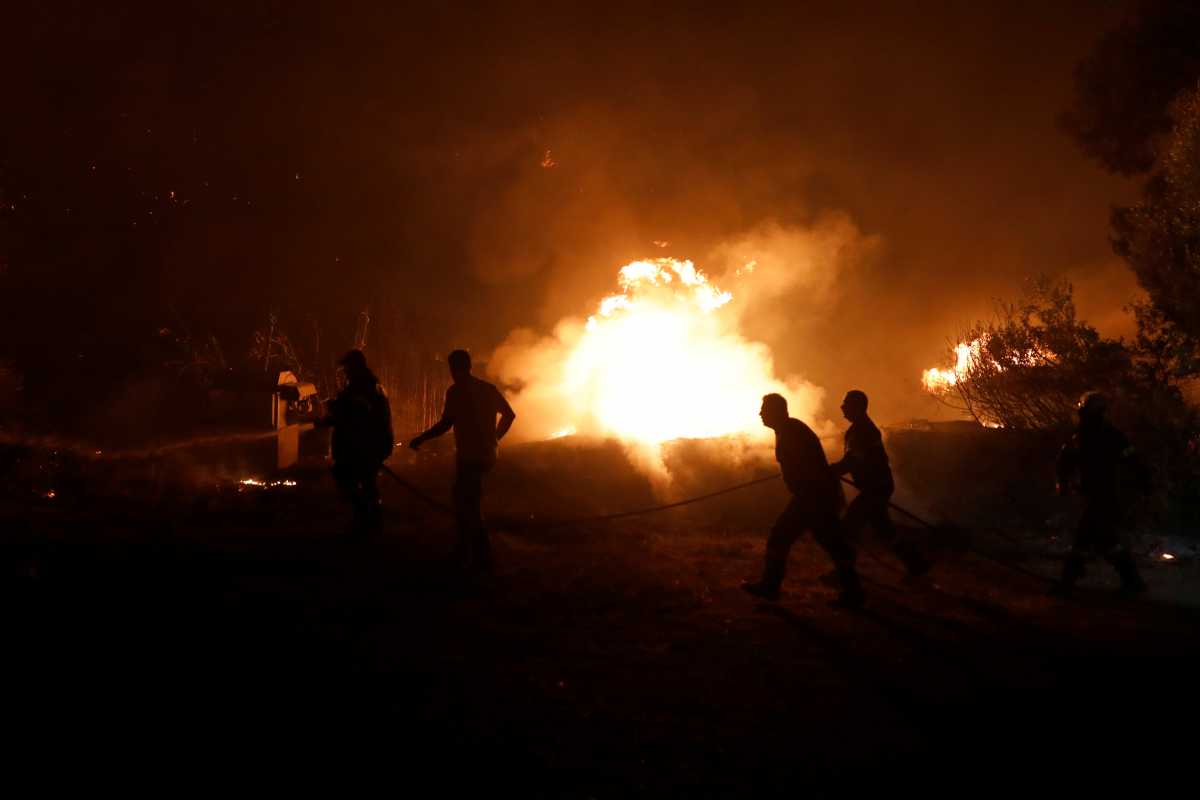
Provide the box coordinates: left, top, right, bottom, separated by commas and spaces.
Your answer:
831, 390, 931, 578
742, 393, 864, 608
1053, 391, 1148, 595
315, 349, 394, 536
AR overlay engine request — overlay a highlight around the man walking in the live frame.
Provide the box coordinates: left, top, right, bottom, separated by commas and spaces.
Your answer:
831, 390, 930, 577
410, 350, 516, 572
742, 393, 864, 608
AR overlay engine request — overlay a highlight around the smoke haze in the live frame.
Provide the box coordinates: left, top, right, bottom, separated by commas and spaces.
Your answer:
1, 1, 1142, 431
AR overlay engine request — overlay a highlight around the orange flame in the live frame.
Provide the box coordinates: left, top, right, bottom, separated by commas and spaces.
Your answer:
922, 336, 1055, 394
495, 257, 817, 445
921, 339, 985, 393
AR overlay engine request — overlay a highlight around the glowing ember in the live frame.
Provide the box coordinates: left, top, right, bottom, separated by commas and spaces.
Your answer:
491, 257, 818, 445
1162, 553, 1176, 561
44, 490, 56, 499
238, 478, 298, 489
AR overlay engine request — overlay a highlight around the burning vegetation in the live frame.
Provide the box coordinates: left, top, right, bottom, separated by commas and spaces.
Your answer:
490, 256, 825, 453
921, 278, 1126, 430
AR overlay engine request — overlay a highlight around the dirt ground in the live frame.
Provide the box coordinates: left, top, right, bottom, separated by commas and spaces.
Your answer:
5, 441, 1198, 795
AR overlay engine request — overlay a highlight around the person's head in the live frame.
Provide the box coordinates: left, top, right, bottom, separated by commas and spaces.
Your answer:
447, 349, 472, 383
1077, 391, 1107, 425
338, 349, 371, 383
760, 393, 789, 429
840, 389, 869, 423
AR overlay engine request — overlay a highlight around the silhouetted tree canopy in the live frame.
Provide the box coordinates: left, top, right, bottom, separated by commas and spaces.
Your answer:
1112, 86, 1200, 346
1062, 0, 1200, 175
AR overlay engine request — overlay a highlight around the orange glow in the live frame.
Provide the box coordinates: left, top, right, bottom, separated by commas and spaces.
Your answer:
548, 258, 797, 444
921, 339, 985, 393
922, 336, 1054, 394
238, 477, 298, 489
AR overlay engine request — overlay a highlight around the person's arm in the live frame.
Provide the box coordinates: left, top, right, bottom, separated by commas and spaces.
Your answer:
312, 396, 337, 429
495, 390, 516, 442
829, 431, 856, 476
410, 389, 454, 449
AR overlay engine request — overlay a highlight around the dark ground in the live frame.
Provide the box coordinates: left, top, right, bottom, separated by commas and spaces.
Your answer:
4, 440, 1198, 795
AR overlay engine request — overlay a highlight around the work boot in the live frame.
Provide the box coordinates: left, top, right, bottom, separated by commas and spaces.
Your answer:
830, 564, 864, 610
1108, 550, 1148, 594
741, 580, 781, 602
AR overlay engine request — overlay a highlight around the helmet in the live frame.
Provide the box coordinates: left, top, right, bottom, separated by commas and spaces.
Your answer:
1077, 391, 1107, 416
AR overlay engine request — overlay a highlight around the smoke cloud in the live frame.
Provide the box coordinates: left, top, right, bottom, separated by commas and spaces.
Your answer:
1, 1, 1146, 438
485, 217, 880, 483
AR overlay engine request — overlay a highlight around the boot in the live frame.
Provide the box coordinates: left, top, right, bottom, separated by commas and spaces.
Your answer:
831, 563, 864, 610
743, 556, 785, 602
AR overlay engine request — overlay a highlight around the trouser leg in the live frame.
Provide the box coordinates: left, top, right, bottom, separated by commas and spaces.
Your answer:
841, 493, 871, 541
332, 462, 366, 531
811, 511, 862, 600
1086, 500, 1145, 591
361, 466, 382, 530
862, 488, 931, 576
453, 462, 491, 569
762, 500, 806, 590
1060, 502, 1104, 589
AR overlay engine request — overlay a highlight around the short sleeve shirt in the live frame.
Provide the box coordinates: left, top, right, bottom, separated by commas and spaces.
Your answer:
441, 376, 511, 465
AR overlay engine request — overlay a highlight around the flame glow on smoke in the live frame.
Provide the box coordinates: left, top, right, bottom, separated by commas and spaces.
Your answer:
490, 257, 822, 446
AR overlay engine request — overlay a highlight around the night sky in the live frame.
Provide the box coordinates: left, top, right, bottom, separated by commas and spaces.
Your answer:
1, 1, 1141, 428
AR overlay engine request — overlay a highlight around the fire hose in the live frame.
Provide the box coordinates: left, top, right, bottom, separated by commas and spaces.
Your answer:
381, 463, 933, 529
380, 464, 781, 526
380, 464, 1053, 585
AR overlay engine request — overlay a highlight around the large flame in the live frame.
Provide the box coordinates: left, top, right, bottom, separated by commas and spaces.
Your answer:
490, 257, 820, 446
921, 338, 986, 393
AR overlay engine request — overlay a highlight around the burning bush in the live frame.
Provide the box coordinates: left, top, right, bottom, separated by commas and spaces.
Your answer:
924, 276, 1200, 537
923, 277, 1130, 430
